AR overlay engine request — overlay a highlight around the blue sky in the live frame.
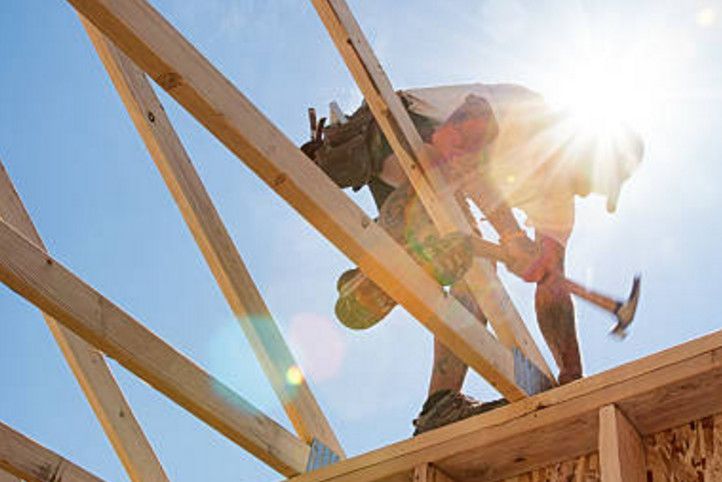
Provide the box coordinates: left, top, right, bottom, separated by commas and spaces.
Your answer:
1, 1, 722, 481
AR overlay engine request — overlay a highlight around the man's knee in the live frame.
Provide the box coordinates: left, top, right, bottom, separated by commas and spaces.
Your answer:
536, 275, 570, 306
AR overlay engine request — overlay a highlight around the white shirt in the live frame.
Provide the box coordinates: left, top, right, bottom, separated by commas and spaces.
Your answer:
391, 83, 576, 245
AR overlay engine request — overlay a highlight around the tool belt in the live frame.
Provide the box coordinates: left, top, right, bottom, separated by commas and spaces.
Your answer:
301, 95, 439, 191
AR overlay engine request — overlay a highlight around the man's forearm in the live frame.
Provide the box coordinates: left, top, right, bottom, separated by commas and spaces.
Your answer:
463, 175, 523, 239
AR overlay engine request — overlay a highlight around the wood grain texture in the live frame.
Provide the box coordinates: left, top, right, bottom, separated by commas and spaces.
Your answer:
0, 421, 104, 482
67, 0, 529, 399
310, 0, 554, 384
599, 405, 645, 482
0, 469, 22, 482
0, 161, 169, 482
0, 219, 309, 476
413, 464, 457, 482
281, 329, 722, 482
80, 18, 343, 457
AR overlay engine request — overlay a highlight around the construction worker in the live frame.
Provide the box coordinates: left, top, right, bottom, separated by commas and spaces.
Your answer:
302, 83, 643, 435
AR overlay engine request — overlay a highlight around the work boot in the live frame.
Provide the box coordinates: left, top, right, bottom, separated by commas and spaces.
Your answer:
335, 268, 396, 330
334, 233, 472, 330
412, 390, 508, 436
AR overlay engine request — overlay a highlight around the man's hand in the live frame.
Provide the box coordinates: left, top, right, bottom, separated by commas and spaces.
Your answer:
501, 232, 546, 282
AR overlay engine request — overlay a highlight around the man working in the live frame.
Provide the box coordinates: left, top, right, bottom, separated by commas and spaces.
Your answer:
302, 83, 643, 435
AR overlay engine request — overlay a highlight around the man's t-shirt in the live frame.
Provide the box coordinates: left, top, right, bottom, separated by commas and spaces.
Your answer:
401, 83, 576, 246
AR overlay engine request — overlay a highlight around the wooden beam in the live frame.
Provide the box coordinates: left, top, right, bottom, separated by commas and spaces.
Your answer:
599, 405, 645, 482
67, 0, 539, 399
79, 19, 344, 457
413, 464, 457, 482
310, 0, 554, 382
0, 163, 169, 482
0, 219, 309, 476
0, 469, 22, 482
0, 421, 105, 482
283, 328, 722, 482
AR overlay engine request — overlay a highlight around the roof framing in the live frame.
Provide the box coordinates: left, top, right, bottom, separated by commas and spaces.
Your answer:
310, 0, 553, 381
0, 161, 169, 482
1, 1, 720, 481
283, 328, 722, 482
67, 0, 546, 400
0, 421, 106, 482
80, 17, 344, 457
0, 217, 309, 476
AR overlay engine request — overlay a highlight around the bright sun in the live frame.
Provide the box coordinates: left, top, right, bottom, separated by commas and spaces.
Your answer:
547, 53, 658, 137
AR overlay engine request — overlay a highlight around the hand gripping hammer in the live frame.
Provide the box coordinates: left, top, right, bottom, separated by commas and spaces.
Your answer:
469, 236, 641, 339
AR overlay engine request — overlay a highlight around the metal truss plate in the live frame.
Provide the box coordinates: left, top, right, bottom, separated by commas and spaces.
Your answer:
513, 348, 554, 395
306, 438, 341, 472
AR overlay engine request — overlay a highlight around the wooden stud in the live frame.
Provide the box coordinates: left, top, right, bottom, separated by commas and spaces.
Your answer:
599, 405, 645, 482
0, 421, 105, 482
79, 19, 344, 457
413, 463, 457, 482
0, 162, 169, 482
0, 219, 309, 476
284, 328, 722, 482
310, 0, 554, 382
66, 0, 535, 400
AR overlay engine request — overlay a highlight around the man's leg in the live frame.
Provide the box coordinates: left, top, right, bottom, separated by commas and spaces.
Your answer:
428, 281, 485, 394
534, 235, 582, 384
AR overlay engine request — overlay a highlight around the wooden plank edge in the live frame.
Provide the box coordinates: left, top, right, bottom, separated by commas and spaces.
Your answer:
599, 405, 645, 482
0, 420, 105, 482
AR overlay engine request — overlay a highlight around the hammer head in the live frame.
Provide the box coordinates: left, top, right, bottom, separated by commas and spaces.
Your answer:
610, 275, 641, 339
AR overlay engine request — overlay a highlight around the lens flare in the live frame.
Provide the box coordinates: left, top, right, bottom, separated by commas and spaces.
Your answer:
288, 312, 347, 382
285, 365, 304, 386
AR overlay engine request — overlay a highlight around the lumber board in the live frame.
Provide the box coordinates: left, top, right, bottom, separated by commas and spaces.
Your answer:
0, 421, 105, 482
0, 469, 22, 482
413, 464, 457, 482
80, 18, 344, 457
282, 328, 722, 482
67, 0, 537, 400
0, 219, 309, 476
599, 405, 645, 482
310, 0, 554, 382
0, 161, 169, 482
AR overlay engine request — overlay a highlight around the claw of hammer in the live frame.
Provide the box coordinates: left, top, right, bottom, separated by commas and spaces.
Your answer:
610, 276, 641, 339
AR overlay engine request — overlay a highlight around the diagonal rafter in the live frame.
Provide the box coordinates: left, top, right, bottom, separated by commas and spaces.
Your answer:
79, 18, 344, 457
0, 420, 106, 482
0, 218, 309, 476
67, 0, 547, 399
310, 0, 553, 382
0, 161, 169, 482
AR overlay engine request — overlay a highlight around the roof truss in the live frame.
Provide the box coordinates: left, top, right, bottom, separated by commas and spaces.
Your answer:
0, 1, 719, 481
66, 0, 548, 400
0, 420, 106, 482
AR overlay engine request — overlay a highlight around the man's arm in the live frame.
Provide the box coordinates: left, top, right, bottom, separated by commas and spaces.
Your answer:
461, 175, 545, 282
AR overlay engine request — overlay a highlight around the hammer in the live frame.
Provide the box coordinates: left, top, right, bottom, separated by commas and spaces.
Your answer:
468, 236, 641, 339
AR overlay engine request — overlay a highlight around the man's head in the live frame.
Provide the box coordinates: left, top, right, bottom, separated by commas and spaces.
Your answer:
569, 124, 644, 212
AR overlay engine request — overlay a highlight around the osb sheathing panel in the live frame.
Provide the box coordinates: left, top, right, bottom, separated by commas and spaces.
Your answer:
503, 414, 722, 482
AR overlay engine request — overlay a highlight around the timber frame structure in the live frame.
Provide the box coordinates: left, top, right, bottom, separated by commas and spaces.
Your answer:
1, 1, 721, 481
